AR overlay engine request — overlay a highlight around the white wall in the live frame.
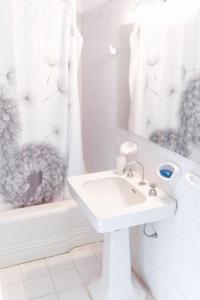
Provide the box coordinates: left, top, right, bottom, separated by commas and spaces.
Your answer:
79, 1, 200, 300
77, 0, 107, 13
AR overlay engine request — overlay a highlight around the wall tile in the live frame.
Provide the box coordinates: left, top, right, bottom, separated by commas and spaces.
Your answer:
181, 215, 200, 268
154, 208, 184, 251
178, 256, 200, 300
79, 1, 200, 300
166, 283, 187, 300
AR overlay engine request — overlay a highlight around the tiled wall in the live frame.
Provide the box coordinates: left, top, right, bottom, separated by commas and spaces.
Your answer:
79, 1, 200, 300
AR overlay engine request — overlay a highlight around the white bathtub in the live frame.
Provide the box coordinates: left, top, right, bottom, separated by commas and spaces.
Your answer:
0, 199, 101, 268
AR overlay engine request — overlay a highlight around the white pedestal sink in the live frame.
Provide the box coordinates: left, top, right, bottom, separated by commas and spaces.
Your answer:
89, 229, 146, 300
68, 171, 176, 300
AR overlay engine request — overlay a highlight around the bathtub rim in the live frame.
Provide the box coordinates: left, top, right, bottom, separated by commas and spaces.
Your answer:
0, 200, 74, 222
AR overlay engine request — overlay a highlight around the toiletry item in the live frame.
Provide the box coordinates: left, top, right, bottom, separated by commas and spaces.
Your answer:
120, 141, 138, 156
158, 162, 181, 181
116, 154, 127, 175
160, 169, 173, 178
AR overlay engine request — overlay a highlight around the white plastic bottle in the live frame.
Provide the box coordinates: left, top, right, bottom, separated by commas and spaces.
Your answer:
116, 154, 127, 175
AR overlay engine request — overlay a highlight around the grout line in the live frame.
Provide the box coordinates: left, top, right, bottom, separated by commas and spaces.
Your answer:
32, 293, 58, 300
137, 250, 188, 300
69, 255, 92, 299
44, 254, 86, 298
33, 293, 59, 300
1, 243, 160, 300
56, 284, 87, 299
20, 259, 59, 300
69, 243, 98, 299
45, 258, 59, 299
0, 245, 100, 299
69, 250, 85, 286
89, 243, 103, 265
69, 246, 100, 268
131, 268, 155, 300
83, 284, 93, 300
144, 231, 200, 286
19, 264, 29, 300
45, 254, 75, 275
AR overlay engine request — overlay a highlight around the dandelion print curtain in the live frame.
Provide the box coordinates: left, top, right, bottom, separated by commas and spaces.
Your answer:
0, 0, 84, 210
129, 4, 200, 162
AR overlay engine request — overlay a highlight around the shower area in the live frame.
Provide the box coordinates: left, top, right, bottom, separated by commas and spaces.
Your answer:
0, 0, 99, 268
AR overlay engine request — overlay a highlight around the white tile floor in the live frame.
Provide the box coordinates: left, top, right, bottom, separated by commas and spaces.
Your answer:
0, 243, 102, 300
0, 242, 154, 300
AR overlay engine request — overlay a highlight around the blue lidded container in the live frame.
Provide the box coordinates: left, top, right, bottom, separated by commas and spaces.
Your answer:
159, 168, 173, 179
158, 162, 181, 182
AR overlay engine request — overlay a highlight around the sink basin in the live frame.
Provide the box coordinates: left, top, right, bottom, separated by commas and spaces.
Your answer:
68, 170, 176, 233
68, 170, 176, 300
82, 177, 145, 211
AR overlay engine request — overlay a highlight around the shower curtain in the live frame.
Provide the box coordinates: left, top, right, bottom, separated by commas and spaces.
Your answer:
0, 0, 84, 210
129, 3, 200, 158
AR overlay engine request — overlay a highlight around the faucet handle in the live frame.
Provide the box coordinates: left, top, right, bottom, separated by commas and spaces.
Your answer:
150, 183, 157, 189
127, 163, 135, 178
122, 165, 128, 174
149, 183, 157, 196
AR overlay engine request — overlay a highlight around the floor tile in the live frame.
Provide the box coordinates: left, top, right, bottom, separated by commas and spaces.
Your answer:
35, 294, 58, 300
21, 260, 49, 281
0, 243, 157, 300
0, 266, 22, 285
90, 242, 103, 263
46, 254, 74, 274
24, 275, 55, 299
2, 282, 27, 300
76, 262, 101, 284
51, 269, 81, 292
58, 286, 90, 300
70, 246, 98, 267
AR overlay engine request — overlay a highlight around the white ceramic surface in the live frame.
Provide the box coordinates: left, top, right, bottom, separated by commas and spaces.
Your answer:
68, 170, 176, 233
68, 170, 176, 300
0, 200, 101, 268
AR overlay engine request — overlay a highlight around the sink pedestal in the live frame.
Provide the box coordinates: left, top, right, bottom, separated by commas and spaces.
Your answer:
88, 228, 146, 300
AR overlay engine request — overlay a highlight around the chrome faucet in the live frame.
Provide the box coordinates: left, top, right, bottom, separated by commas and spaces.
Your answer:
123, 161, 146, 186
134, 161, 146, 185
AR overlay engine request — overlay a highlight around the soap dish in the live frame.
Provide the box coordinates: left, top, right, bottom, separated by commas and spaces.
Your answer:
158, 162, 181, 182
